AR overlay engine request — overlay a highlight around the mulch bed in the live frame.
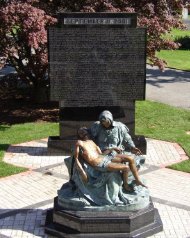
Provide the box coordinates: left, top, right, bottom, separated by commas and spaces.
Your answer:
0, 95, 59, 125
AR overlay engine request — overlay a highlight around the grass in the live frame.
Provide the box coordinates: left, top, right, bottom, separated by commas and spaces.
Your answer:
136, 101, 190, 173
0, 122, 58, 177
136, 101, 190, 156
164, 28, 190, 40
156, 50, 190, 71
157, 28, 190, 71
167, 159, 190, 173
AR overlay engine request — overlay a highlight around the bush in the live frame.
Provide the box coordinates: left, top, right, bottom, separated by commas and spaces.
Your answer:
175, 36, 190, 50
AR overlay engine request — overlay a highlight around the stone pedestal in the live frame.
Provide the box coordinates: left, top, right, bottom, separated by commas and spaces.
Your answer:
45, 197, 163, 238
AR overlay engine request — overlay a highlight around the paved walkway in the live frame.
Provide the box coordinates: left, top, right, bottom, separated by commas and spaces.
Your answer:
0, 138, 190, 238
146, 19, 190, 110
184, 18, 190, 30
146, 65, 190, 110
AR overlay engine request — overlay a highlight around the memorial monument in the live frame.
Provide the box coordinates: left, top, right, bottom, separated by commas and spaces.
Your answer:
48, 12, 146, 154
45, 12, 163, 237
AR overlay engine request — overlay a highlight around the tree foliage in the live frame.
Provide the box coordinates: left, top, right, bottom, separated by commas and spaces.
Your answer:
0, 0, 56, 101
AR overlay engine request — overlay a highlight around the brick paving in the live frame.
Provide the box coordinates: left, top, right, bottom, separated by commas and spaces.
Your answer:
0, 138, 190, 238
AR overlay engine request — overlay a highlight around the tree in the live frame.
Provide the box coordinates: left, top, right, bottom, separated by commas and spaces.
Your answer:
0, 1, 56, 102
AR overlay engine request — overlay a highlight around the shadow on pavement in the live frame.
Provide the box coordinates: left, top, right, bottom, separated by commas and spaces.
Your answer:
146, 66, 190, 88
0, 208, 48, 237
6, 145, 47, 156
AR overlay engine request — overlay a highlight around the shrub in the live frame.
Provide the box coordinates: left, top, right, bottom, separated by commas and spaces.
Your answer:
175, 36, 190, 50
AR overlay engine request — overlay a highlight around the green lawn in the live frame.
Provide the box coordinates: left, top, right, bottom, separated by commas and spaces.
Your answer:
164, 28, 190, 40
156, 50, 190, 71
136, 101, 190, 156
0, 122, 58, 177
136, 101, 190, 173
167, 159, 190, 173
157, 28, 190, 71
0, 101, 190, 177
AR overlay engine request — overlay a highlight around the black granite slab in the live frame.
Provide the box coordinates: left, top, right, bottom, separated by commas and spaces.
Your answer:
49, 26, 146, 105
48, 12, 147, 154
45, 197, 163, 237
